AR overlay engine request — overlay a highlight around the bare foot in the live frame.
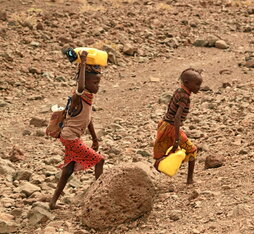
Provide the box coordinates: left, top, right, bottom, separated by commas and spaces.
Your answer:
49, 201, 59, 210
187, 179, 194, 185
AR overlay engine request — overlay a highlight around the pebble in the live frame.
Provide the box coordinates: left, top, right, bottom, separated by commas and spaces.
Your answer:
205, 155, 225, 169
35, 130, 45, 137
30, 41, 40, 47
123, 43, 137, 56
136, 149, 151, 157
22, 129, 31, 136
245, 59, 254, 68
30, 117, 48, 127
0, 100, 8, 107
215, 40, 229, 49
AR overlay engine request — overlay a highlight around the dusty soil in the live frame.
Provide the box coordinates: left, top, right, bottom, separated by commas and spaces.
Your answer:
0, 0, 254, 233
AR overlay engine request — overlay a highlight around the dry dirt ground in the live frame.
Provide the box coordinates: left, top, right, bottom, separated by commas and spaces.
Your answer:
0, 0, 254, 233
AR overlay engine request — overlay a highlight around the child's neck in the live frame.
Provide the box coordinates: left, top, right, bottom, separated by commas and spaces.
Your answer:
81, 89, 93, 105
181, 84, 191, 95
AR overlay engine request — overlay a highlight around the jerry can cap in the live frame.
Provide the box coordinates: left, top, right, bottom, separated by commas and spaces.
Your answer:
62, 48, 78, 63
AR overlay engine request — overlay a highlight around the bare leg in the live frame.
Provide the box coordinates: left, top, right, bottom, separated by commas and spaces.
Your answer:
49, 161, 75, 209
187, 159, 195, 184
94, 159, 104, 180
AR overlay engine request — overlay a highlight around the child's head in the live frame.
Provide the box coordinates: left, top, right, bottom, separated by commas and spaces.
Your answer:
75, 64, 101, 94
85, 72, 101, 94
180, 68, 203, 94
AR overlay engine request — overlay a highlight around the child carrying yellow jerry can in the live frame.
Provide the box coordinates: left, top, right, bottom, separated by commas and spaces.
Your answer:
157, 147, 186, 177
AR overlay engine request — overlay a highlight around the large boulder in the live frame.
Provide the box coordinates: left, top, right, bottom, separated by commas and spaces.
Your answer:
81, 163, 155, 230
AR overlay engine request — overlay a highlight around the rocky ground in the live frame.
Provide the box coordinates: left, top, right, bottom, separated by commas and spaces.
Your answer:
0, 0, 254, 233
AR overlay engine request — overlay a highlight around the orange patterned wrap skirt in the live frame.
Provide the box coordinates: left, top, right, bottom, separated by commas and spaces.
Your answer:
153, 120, 197, 162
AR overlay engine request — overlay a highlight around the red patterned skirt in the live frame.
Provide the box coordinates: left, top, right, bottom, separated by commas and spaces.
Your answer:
58, 137, 104, 171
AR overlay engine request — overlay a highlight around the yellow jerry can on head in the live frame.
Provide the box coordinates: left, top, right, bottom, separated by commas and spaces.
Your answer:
74, 47, 108, 66
158, 147, 186, 177
64, 47, 108, 66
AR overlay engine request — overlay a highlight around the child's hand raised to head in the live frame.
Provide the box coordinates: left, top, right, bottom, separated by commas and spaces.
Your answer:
79, 51, 88, 64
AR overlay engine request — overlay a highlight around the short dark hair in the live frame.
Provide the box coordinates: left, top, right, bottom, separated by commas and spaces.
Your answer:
179, 68, 202, 81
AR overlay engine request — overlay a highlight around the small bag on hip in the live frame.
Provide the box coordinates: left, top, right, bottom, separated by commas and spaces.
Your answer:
46, 97, 71, 138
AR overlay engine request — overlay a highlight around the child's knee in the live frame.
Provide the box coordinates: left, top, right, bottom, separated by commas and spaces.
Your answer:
185, 147, 197, 162
62, 162, 75, 178
97, 158, 104, 166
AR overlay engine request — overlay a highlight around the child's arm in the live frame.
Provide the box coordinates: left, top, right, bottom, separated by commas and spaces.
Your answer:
68, 51, 88, 115
172, 106, 184, 152
88, 119, 99, 151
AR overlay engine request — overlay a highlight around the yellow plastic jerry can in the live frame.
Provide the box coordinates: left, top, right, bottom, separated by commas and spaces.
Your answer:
74, 47, 108, 66
158, 147, 186, 177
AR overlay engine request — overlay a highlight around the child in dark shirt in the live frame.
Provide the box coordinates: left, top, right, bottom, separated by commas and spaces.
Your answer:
153, 68, 203, 184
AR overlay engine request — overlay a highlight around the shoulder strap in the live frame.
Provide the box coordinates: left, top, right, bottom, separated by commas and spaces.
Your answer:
65, 96, 72, 111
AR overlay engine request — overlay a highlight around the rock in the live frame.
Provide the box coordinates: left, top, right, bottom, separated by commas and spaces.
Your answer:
0, 27, 7, 38
188, 190, 199, 200
1, 197, 15, 208
193, 39, 207, 47
215, 40, 229, 49
219, 69, 232, 75
15, 169, 32, 181
206, 35, 219, 47
0, 100, 8, 107
9, 146, 25, 162
81, 163, 155, 230
43, 165, 58, 176
35, 130, 45, 137
42, 227, 57, 233
229, 204, 250, 217
19, 181, 41, 197
108, 52, 118, 64
58, 36, 72, 44
27, 206, 54, 225
169, 210, 182, 221
21, 20, 33, 29
221, 82, 232, 88
0, 158, 15, 177
30, 41, 40, 47
0, 11, 7, 21
193, 35, 218, 47
103, 45, 119, 65
0, 213, 18, 233
247, 8, 254, 14
123, 43, 137, 56
245, 59, 254, 68
150, 77, 160, 82
136, 149, 151, 157
27, 95, 45, 101
36, 22, 44, 30
200, 85, 212, 92
10, 208, 22, 219
28, 67, 41, 74
205, 155, 225, 169
192, 229, 201, 234
22, 129, 31, 136
109, 123, 124, 130
0, 52, 14, 62
93, 26, 104, 36
30, 117, 48, 127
